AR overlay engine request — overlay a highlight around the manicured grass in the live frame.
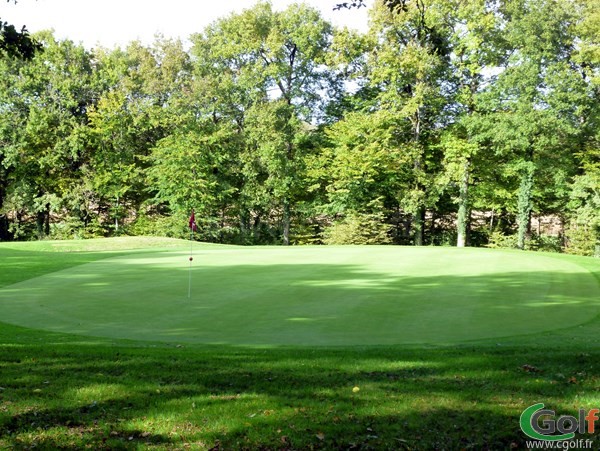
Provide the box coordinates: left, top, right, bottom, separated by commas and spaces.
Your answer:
1, 243, 598, 346
1, 238, 599, 449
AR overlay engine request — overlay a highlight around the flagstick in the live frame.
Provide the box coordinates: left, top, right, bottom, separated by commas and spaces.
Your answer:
188, 228, 193, 299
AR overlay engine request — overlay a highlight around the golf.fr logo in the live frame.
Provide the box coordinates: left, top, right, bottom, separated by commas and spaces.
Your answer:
520, 403, 598, 441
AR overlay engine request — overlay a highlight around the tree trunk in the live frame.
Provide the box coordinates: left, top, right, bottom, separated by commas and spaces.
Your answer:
44, 203, 50, 236
253, 215, 261, 243
413, 207, 425, 246
239, 209, 250, 243
457, 159, 471, 247
36, 210, 45, 239
115, 194, 120, 232
412, 107, 427, 247
282, 200, 290, 246
517, 163, 535, 250
0, 185, 10, 241
0, 215, 9, 241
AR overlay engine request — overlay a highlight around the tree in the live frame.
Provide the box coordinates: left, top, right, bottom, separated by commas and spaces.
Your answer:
355, 0, 453, 245
0, 0, 41, 59
146, 121, 238, 239
437, 0, 509, 247
190, 2, 335, 245
0, 31, 94, 238
89, 37, 191, 234
471, 0, 583, 250
565, 0, 600, 255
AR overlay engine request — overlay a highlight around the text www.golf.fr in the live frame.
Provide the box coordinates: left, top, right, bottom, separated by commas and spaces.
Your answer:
526, 439, 594, 449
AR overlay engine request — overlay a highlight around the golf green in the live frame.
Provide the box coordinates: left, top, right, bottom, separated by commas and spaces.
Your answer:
0, 245, 598, 345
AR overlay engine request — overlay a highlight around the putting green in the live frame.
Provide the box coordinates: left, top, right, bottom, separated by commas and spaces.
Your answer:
0, 246, 598, 345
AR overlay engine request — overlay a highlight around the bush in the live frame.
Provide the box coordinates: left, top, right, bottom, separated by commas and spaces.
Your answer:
565, 224, 599, 257
290, 223, 322, 245
526, 234, 563, 253
486, 231, 519, 249
128, 213, 192, 239
322, 212, 392, 245
487, 231, 563, 253
49, 218, 106, 240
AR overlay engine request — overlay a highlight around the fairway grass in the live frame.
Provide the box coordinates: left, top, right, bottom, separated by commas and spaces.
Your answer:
1, 238, 600, 449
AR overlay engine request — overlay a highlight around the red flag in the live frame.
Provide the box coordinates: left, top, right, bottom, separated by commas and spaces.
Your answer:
189, 211, 198, 232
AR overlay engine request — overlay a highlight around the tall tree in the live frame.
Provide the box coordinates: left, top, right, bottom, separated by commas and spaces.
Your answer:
441, 0, 507, 247
566, 0, 600, 254
361, 0, 453, 245
89, 38, 191, 233
0, 0, 41, 60
0, 31, 94, 238
190, 2, 335, 245
473, 0, 581, 249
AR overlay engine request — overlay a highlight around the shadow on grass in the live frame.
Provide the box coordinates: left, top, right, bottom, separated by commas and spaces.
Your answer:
0, 248, 125, 288
1, 249, 599, 448
1, 330, 599, 449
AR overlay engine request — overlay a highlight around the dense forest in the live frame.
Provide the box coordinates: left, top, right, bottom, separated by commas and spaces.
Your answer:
0, 0, 598, 254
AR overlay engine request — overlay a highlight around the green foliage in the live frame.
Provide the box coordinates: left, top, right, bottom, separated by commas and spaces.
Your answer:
322, 211, 392, 245
147, 124, 236, 217
320, 111, 403, 214
525, 233, 563, 253
486, 231, 519, 250
0, 1, 597, 253
128, 212, 193, 240
487, 231, 563, 253
0, 19, 41, 59
566, 170, 600, 255
48, 217, 105, 240
565, 224, 598, 257
289, 222, 322, 245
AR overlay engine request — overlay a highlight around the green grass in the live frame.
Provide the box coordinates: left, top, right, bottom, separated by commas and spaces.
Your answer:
1, 237, 599, 449
1, 243, 598, 346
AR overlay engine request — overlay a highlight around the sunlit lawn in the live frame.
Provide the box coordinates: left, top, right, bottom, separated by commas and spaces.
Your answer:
1, 238, 599, 449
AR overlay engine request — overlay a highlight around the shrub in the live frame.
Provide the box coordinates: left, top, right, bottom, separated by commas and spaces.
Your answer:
322, 212, 392, 245
525, 233, 563, 253
486, 231, 519, 249
290, 223, 322, 245
128, 213, 192, 239
565, 224, 599, 257
49, 218, 106, 240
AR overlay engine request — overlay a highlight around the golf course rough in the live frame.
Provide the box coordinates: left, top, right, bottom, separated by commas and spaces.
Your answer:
0, 245, 598, 346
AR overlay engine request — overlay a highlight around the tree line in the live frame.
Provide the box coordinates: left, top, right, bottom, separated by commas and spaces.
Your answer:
0, 0, 598, 254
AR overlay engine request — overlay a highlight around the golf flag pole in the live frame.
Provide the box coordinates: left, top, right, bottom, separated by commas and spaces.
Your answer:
188, 210, 197, 299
